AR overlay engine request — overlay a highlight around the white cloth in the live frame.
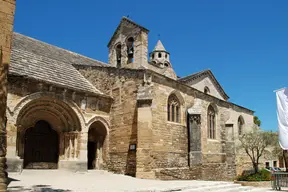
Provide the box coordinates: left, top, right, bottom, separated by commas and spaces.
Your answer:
276, 88, 288, 149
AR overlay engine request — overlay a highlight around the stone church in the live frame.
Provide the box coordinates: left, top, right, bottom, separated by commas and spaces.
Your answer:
5, 17, 254, 180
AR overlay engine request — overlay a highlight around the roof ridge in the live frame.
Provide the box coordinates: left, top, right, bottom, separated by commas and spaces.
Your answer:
13, 32, 108, 66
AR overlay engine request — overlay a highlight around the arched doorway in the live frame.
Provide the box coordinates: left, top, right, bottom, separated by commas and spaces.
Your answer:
24, 120, 59, 169
87, 121, 107, 170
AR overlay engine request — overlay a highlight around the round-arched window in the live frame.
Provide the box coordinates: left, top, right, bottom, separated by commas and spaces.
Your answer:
204, 86, 210, 94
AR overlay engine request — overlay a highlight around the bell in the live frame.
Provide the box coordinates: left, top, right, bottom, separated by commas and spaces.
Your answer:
128, 47, 134, 55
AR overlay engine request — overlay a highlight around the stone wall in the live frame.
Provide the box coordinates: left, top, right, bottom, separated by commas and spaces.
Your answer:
0, 1, 16, 190
149, 71, 254, 180
150, 82, 193, 169
78, 66, 144, 175
6, 75, 112, 172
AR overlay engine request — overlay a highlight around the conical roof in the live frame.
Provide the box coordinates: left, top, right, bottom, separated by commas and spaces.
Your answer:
153, 40, 166, 51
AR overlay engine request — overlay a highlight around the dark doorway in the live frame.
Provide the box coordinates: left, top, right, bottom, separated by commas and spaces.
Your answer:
24, 120, 59, 169
87, 141, 97, 169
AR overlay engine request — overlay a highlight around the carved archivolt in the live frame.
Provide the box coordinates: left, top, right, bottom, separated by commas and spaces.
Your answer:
86, 116, 110, 134
10, 92, 85, 131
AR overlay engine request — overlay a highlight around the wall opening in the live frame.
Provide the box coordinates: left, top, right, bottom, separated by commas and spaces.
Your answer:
24, 120, 59, 169
127, 37, 134, 64
87, 121, 107, 170
116, 44, 121, 68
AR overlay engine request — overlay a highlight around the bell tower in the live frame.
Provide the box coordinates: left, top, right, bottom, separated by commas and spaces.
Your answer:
107, 17, 149, 69
149, 40, 171, 68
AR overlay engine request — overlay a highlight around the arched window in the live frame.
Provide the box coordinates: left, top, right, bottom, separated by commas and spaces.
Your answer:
204, 86, 210, 94
207, 105, 216, 139
165, 54, 168, 59
158, 53, 162, 58
127, 37, 134, 63
167, 94, 180, 123
238, 116, 244, 135
116, 44, 121, 68
152, 53, 154, 59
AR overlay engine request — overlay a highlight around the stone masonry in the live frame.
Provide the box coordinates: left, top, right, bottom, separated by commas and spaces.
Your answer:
3, 16, 258, 181
0, 0, 16, 191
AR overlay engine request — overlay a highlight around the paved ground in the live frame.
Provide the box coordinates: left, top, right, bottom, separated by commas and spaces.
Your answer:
7, 170, 278, 192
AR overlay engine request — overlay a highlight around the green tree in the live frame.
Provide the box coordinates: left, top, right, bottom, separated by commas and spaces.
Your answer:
239, 127, 274, 173
254, 116, 261, 127
271, 133, 288, 172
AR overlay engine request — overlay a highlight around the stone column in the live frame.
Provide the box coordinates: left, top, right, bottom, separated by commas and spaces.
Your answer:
136, 99, 154, 179
77, 132, 88, 171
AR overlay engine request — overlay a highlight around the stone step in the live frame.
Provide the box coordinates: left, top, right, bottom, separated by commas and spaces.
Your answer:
210, 186, 271, 192
182, 183, 243, 192
134, 182, 235, 192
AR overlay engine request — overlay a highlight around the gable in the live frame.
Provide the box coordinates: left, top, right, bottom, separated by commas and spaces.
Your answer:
178, 70, 229, 101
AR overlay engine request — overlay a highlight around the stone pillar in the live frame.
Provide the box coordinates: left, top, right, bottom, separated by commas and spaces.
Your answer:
0, 0, 16, 190
188, 114, 202, 166
134, 31, 148, 69
77, 131, 88, 171
136, 99, 154, 179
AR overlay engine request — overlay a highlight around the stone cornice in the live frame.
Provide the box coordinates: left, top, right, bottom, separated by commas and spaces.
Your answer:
8, 73, 113, 100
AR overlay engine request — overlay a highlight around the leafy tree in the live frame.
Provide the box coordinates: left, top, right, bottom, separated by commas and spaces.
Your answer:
254, 116, 261, 127
239, 127, 274, 173
271, 133, 288, 172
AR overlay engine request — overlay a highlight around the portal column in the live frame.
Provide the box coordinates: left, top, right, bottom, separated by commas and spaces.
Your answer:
78, 132, 88, 171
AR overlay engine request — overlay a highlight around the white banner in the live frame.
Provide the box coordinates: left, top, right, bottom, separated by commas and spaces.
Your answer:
276, 88, 288, 149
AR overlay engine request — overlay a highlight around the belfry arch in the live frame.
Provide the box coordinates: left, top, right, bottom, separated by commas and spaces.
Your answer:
15, 96, 82, 169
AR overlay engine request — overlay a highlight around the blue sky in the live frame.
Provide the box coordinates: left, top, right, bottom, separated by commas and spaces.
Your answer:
14, 1, 288, 131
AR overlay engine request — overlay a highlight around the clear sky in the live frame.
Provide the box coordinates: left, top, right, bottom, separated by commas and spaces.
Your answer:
14, 1, 288, 132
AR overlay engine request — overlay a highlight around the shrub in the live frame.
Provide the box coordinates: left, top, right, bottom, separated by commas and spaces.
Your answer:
236, 169, 271, 181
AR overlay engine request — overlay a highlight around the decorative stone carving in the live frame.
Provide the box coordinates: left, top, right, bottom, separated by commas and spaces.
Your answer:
189, 114, 201, 125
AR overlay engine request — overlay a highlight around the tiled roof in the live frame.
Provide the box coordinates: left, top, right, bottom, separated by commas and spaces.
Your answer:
12, 32, 107, 66
9, 33, 105, 95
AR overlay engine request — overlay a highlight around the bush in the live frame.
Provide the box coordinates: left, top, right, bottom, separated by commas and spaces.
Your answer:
236, 169, 271, 181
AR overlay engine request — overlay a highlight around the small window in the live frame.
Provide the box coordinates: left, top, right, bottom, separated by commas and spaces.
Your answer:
167, 94, 180, 123
164, 63, 169, 67
204, 86, 210, 94
208, 105, 216, 139
152, 53, 154, 59
165, 54, 168, 58
158, 53, 162, 58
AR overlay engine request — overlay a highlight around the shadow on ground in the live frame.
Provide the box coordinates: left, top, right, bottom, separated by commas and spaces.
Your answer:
8, 177, 71, 192
8, 185, 72, 192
